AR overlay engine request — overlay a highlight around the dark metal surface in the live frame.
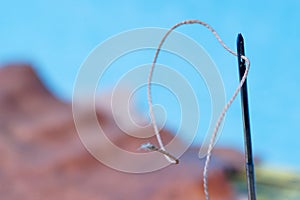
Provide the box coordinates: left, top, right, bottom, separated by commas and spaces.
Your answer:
237, 34, 257, 200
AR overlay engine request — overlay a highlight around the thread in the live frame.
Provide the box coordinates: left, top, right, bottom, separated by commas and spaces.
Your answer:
147, 19, 250, 200
139, 142, 179, 164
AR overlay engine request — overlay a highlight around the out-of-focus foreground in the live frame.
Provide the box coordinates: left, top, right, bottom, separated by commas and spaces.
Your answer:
0, 64, 299, 200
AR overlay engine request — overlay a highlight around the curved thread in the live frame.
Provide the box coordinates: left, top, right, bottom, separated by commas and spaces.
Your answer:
147, 19, 250, 200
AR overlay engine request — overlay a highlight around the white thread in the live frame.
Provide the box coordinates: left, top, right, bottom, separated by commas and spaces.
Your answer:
139, 142, 179, 164
147, 19, 250, 200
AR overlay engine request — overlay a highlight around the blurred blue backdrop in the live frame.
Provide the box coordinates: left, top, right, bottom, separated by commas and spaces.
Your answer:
1, 0, 299, 171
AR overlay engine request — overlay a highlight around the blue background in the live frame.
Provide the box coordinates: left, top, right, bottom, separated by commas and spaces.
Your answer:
1, 1, 299, 171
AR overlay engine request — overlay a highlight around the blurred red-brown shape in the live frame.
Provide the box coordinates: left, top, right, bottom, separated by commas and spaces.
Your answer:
0, 64, 245, 200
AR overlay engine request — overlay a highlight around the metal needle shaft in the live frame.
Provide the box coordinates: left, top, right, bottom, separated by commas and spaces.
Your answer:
237, 33, 257, 200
